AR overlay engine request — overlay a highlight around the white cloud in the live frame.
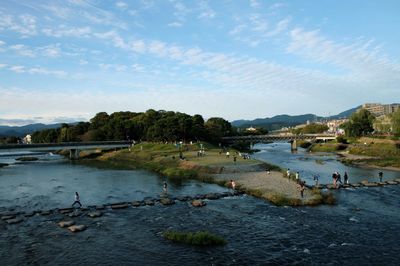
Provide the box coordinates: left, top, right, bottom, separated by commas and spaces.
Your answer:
197, 0, 216, 19
0, 13, 37, 37
38, 44, 61, 57
6, 64, 67, 77
116, 2, 128, 9
168, 22, 183, 27
250, 0, 260, 8
9, 44, 36, 57
269, 2, 286, 10
9, 65, 26, 73
99, 63, 127, 72
42, 26, 92, 38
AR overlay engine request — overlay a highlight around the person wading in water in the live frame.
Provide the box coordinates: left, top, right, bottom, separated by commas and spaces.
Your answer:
72, 192, 82, 208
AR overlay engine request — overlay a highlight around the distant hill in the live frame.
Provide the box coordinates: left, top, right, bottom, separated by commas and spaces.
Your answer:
231, 106, 360, 130
0, 123, 64, 137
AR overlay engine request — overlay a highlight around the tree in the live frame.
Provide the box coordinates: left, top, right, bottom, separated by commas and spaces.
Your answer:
343, 109, 375, 137
392, 109, 400, 136
205, 117, 232, 143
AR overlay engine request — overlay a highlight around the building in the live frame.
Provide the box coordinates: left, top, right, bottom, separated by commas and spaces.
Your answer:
362, 103, 400, 117
326, 119, 348, 134
245, 126, 257, 132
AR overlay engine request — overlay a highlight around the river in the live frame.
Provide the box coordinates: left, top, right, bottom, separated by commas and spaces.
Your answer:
1, 148, 400, 265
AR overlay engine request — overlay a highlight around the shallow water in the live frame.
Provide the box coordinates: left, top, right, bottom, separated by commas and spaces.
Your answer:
1, 151, 399, 265
253, 142, 400, 185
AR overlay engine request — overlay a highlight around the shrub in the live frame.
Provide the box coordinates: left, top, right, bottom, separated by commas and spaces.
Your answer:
163, 231, 226, 246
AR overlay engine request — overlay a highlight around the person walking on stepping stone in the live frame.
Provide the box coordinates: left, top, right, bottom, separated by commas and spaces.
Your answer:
163, 181, 168, 193
72, 192, 82, 208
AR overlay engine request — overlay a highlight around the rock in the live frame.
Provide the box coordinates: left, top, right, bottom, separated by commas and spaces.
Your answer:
111, 203, 128, 209
40, 210, 52, 216
59, 208, 73, 214
205, 193, 221, 200
96, 205, 105, 210
24, 212, 35, 217
1, 215, 16, 220
144, 200, 155, 206
386, 180, 398, 185
131, 201, 142, 207
194, 194, 206, 200
326, 184, 337, 189
58, 220, 75, 228
351, 183, 363, 188
303, 248, 310, 254
364, 182, 378, 187
160, 198, 175, 205
360, 180, 369, 185
177, 196, 189, 201
6, 217, 23, 224
88, 211, 102, 218
191, 200, 206, 207
68, 224, 87, 232
68, 211, 82, 217
377, 182, 386, 186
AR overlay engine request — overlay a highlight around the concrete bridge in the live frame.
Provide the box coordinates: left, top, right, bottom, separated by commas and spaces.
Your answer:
222, 134, 336, 150
0, 141, 132, 159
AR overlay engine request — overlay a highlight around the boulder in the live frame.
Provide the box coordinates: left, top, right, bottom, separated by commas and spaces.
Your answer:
88, 211, 102, 218
144, 200, 155, 206
68, 224, 87, 232
160, 198, 175, 205
191, 200, 206, 207
131, 201, 142, 207
1, 215, 16, 221
364, 182, 379, 187
58, 220, 75, 228
205, 193, 221, 200
111, 203, 128, 209
6, 217, 23, 224
59, 208, 73, 214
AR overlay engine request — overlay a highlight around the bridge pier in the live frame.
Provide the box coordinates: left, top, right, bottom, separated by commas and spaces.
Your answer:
69, 149, 80, 160
290, 139, 297, 151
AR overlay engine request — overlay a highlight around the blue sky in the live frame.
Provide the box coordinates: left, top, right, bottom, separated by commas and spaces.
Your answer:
0, 0, 399, 125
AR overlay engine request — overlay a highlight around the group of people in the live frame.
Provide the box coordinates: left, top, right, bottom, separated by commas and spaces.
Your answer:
332, 171, 349, 188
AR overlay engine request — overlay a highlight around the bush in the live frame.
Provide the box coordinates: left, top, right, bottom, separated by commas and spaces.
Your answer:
336, 136, 348, 144
163, 231, 226, 246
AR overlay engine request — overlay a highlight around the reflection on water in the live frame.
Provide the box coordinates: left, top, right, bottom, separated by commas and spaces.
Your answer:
253, 142, 400, 184
0, 154, 227, 212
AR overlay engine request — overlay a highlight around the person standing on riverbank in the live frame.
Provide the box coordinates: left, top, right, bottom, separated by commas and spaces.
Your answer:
230, 180, 236, 190
313, 174, 319, 186
379, 172, 383, 182
295, 172, 299, 181
286, 168, 290, 179
72, 192, 82, 208
299, 182, 305, 198
344, 172, 349, 184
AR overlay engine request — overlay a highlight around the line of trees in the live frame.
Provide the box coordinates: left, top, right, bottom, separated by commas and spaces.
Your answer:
31, 110, 234, 144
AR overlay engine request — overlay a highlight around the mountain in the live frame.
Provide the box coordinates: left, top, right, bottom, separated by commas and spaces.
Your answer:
0, 123, 64, 137
231, 106, 360, 130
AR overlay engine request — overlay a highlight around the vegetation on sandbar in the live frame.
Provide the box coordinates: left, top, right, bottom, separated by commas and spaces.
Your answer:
163, 230, 226, 246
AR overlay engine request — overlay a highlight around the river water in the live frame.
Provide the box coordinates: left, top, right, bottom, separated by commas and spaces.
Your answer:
1, 149, 400, 265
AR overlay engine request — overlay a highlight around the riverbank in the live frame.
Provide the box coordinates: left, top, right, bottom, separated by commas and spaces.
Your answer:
80, 142, 333, 206
310, 137, 400, 170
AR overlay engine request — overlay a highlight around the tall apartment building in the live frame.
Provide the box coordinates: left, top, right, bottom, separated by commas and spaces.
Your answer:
361, 103, 400, 117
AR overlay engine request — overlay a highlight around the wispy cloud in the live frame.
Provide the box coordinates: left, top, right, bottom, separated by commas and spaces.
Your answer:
9, 44, 36, 57
168, 22, 183, 27
0, 13, 37, 37
3, 63, 67, 77
42, 26, 92, 38
197, 0, 216, 19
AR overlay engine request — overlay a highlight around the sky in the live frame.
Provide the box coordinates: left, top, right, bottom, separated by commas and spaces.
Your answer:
0, 0, 399, 126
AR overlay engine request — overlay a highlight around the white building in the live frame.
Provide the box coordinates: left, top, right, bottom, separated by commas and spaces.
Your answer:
23, 134, 32, 144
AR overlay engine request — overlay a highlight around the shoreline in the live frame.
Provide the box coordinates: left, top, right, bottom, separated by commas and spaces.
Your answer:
79, 145, 334, 206
337, 151, 400, 172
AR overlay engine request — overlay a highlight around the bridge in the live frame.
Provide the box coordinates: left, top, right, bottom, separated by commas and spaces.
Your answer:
0, 141, 132, 159
222, 134, 336, 150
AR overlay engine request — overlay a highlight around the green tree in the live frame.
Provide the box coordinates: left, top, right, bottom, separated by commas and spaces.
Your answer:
343, 109, 375, 137
392, 109, 400, 136
205, 117, 232, 143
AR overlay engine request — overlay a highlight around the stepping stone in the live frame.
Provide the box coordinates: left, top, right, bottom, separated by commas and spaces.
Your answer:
386, 180, 398, 185
377, 182, 386, 186
58, 220, 75, 228
88, 211, 102, 218
326, 184, 337, 189
160, 198, 175, 205
194, 194, 206, 200
59, 208, 73, 214
24, 212, 35, 217
360, 180, 369, 185
176, 196, 189, 201
68, 224, 87, 232
205, 193, 221, 200
6, 217, 23, 224
144, 200, 155, 206
111, 203, 128, 209
364, 182, 379, 187
191, 200, 206, 207
96, 205, 105, 210
1, 215, 16, 221
40, 210, 52, 216
68, 211, 82, 217
131, 201, 142, 207
351, 183, 363, 188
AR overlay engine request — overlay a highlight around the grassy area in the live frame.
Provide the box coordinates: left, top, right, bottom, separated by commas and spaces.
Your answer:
163, 230, 226, 246
310, 143, 347, 152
